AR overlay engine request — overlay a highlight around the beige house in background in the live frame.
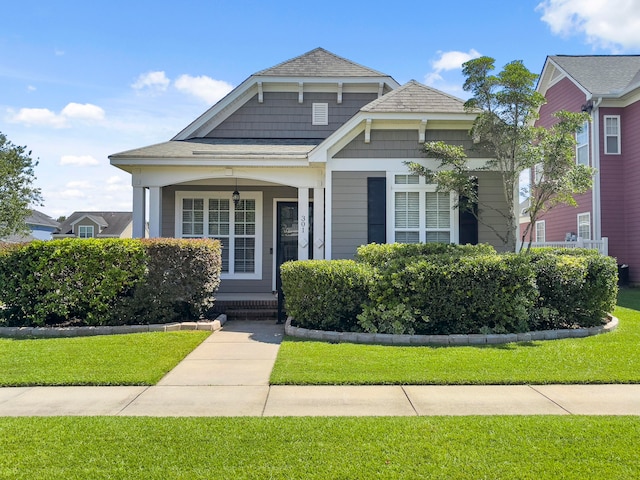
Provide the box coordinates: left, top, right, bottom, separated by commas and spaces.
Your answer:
109, 48, 511, 295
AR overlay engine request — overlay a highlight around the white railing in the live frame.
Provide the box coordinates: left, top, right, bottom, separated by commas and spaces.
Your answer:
520, 237, 608, 256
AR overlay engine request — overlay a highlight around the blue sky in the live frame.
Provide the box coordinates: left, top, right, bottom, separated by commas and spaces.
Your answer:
2, 0, 640, 218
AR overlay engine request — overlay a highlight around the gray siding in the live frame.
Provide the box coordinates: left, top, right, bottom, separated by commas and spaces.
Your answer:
162, 184, 297, 293
206, 92, 377, 139
335, 129, 484, 158
475, 171, 511, 251
332, 171, 385, 259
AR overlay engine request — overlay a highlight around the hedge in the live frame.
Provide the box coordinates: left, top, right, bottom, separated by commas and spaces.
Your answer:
0, 238, 222, 327
280, 244, 618, 335
280, 260, 374, 331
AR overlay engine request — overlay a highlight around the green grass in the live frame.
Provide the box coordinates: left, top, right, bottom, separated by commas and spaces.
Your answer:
0, 331, 209, 386
271, 288, 640, 385
0, 416, 638, 479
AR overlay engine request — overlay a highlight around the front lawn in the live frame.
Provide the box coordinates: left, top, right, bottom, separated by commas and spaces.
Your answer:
0, 416, 638, 479
270, 288, 640, 385
0, 331, 209, 386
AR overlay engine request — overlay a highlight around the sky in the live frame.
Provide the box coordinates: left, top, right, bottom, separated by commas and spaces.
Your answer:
2, 0, 640, 219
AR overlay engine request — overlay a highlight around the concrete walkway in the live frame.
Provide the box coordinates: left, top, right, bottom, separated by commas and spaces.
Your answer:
1, 320, 640, 417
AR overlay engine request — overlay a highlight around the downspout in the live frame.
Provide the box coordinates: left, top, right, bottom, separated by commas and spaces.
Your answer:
591, 97, 603, 240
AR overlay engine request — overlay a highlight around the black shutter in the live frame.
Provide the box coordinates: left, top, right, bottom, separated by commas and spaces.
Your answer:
367, 177, 386, 244
458, 178, 478, 245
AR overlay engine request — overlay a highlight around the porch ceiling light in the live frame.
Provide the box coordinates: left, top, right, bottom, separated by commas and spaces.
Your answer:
232, 179, 240, 207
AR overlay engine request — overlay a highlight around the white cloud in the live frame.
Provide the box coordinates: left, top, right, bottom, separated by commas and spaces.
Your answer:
174, 74, 233, 104
7, 102, 105, 128
27, 85, 36, 92
58, 189, 86, 199
132, 71, 170, 93
431, 49, 482, 74
66, 180, 94, 189
537, 0, 640, 50
61, 103, 105, 121
60, 155, 100, 166
8, 107, 67, 128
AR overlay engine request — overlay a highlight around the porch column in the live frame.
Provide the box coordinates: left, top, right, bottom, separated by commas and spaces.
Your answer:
148, 187, 162, 238
132, 186, 146, 238
298, 187, 309, 260
313, 187, 325, 259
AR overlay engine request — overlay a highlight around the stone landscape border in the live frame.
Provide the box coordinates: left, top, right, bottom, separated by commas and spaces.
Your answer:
285, 315, 618, 346
0, 315, 227, 339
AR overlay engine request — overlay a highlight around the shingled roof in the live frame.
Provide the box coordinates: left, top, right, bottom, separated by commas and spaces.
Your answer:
56, 212, 132, 237
255, 47, 390, 78
550, 55, 640, 96
361, 80, 469, 114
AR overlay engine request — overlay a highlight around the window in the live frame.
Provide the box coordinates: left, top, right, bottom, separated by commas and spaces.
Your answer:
391, 173, 455, 244
535, 220, 545, 243
312, 103, 328, 125
577, 212, 591, 240
177, 192, 262, 279
604, 115, 620, 154
576, 121, 589, 166
533, 163, 543, 184
78, 225, 94, 238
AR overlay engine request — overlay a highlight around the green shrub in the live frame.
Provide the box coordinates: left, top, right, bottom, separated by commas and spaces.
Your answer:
529, 251, 618, 329
281, 260, 373, 331
358, 254, 537, 335
0, 239, 146, 326
0, 238, 222, 327
117, 239, 222, 324
356, 242, 496, 268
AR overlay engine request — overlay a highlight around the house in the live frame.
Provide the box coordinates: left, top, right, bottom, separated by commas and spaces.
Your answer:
533, 55, 640, 282
109, 48, 510, 295
53, 212, 133, 239
1, 210, 60, 243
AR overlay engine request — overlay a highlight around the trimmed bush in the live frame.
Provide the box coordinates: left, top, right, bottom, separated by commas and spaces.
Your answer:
0, 238, 222, 327
0, 239, 146, 326
359, 254, 537, 335
528, 250, 618, 329
356, 242, 496, 268
281, 260, 373, 331
117, 238, 222, 324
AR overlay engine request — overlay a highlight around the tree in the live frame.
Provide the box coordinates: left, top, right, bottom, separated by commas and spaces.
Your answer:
407, 56, 591, 251
520, 111, 593, 250
0, 132, 43, 238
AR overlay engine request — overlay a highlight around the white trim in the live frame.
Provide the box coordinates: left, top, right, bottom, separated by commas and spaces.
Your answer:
603, 115, 621, 155
386, 171, 459, 244
78, 225, 94, 239
174, 191, 263, 280
535, 220, 545, 243
577, 212, 591, 240
576, 120, 589, 166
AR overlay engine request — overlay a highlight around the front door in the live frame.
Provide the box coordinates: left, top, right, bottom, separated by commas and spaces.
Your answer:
275, 202, 313, 291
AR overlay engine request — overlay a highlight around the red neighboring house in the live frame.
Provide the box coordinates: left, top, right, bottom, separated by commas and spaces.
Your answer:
532, 55, 640, 283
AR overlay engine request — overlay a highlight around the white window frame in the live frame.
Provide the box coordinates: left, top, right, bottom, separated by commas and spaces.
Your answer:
604, 115, 621, 155
387, 172, 459, 244
312, 103, 328, 125
175, 191, 263, 280
576, 120, 589, 166
78, 225, 94, 239
533, 163, 543, 184
535, 220, 545, 243
577, 212, 591, 240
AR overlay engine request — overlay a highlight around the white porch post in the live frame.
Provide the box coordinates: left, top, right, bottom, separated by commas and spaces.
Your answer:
148, 187, 161, 238
313, 187, 325, 259
298, 187, 309, 260
132, 186, 146, 238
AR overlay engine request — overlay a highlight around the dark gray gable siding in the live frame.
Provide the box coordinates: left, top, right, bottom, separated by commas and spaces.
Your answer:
334, 129, 484, 159
205, 92, 377, 140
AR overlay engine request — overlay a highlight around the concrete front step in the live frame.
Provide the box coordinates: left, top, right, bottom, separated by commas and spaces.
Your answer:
225, 309, 279, 321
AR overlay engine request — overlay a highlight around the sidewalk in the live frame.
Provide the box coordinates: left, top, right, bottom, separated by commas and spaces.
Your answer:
1, 320, 639, 417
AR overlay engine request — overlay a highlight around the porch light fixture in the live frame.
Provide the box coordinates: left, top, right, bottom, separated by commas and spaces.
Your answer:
232, 179, 240, 207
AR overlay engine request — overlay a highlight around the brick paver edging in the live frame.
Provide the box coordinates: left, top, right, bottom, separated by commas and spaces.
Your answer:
285, 315, 618, 345
0, 315, 227, 339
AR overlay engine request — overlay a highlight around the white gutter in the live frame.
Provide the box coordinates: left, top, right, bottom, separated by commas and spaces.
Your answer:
591, 97, 603, 240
